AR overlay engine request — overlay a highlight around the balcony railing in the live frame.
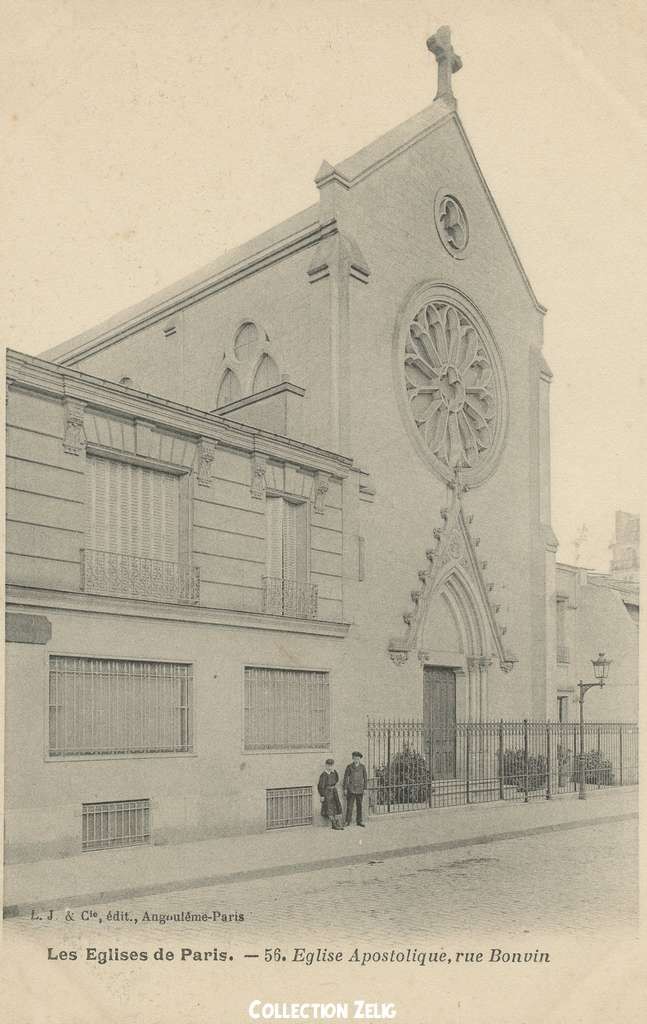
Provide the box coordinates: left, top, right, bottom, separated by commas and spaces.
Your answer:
262, 576, 318, 619
81, 549, 200, 605
556, 644, 570, 664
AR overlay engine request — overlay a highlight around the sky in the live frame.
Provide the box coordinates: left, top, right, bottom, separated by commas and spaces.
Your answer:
2, 0, 646, 572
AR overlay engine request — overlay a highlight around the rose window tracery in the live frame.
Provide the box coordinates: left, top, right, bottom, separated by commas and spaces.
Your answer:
404, 300, 500, 477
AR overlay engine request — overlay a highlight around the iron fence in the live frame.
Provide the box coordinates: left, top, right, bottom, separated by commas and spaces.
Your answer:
367, 719, 638, 814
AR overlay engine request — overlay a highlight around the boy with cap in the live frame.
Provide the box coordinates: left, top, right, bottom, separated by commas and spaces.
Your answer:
317, 758, 344, 830
343, 751, 367, 826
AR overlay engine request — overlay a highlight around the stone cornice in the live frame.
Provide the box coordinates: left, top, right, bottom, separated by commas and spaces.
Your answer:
212, 380, 306, 416
314, 160, 352, 190
6, 348, 354, 479
6, 586, 352, 639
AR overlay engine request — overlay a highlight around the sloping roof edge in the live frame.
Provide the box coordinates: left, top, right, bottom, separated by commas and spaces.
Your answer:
452, 114, 546, 316
41, 95, 546, 369
43, 204, 320, 366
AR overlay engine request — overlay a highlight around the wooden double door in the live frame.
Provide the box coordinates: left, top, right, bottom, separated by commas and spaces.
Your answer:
423, 666, 457, 780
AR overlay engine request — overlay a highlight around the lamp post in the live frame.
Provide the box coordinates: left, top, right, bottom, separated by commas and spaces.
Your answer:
578, 652, 611, 800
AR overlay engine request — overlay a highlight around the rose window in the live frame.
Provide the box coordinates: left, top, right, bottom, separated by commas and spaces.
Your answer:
404, 300, 500, 476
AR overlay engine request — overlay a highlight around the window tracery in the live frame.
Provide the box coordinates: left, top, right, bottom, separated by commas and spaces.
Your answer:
397, 287, 507, 486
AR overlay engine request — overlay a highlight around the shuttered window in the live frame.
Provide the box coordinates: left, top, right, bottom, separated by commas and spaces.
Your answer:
244, 667, 330, 751
86, 456, 179, 562
266, 497, 307, 580
49, 656, 193, 757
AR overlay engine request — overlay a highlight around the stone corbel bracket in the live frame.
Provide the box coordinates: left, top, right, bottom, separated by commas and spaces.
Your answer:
63, 397, 87, 455
388, 648, 409, 666
196, 437, 218, 488
313, 471, 330, 514
250, 453, 268, 500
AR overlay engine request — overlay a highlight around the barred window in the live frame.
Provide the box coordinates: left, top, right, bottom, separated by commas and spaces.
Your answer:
266, 787, 313, 829
244, 667, 330, 751
49, 656, 192, 757
82, 799, 151, 852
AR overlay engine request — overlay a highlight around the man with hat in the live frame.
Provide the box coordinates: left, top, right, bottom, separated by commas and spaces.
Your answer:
343, 751, 367, 827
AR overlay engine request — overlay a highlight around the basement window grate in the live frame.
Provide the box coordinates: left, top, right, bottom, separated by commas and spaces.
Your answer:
82, 799, 151, 852
266, 786, 313, 830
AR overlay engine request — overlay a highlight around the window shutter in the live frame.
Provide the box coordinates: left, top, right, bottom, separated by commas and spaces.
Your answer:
282, 500, 298, 582
109, 459, 122, 554
294, 501, 308, 582
266, 497, 284, 577
86, 457, 179, 562
160, 471, 179, 562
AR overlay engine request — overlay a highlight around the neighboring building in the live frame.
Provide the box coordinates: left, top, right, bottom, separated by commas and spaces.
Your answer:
609, 510, 639, 582
6, 29, 566, 863
554, 564, 639, 724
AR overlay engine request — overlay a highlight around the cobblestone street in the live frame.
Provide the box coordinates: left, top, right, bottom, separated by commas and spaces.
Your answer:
7, 816, 637, 948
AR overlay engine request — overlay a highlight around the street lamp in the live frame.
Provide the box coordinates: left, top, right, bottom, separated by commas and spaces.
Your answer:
578, 652, 612, 800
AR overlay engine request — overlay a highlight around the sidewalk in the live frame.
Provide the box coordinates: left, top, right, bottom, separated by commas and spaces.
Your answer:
3, 787, 638, 917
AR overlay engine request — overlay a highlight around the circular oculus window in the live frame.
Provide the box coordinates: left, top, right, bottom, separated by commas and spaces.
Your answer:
435, 192, 469, 258
233, 322, 260, 361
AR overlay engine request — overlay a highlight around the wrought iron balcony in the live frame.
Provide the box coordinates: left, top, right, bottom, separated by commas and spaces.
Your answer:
81, 549, 200, 605
557, 644, 570, 664
262, 576, 318, 619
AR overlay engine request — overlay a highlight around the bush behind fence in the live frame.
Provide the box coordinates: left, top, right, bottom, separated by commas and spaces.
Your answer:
367, 719, 637, 814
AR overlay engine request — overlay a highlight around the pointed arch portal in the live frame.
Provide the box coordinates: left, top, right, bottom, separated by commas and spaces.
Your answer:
422, 567, 493, 721
388, 472, 516, 721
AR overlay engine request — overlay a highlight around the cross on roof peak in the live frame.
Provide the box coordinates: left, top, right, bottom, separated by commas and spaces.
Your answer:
426, 26, 462, 104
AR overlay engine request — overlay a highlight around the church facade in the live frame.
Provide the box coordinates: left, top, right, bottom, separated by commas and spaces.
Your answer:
6, 31, 564, 862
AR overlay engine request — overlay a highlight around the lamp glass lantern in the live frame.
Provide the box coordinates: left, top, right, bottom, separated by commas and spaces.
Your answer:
591, 652, 611, 682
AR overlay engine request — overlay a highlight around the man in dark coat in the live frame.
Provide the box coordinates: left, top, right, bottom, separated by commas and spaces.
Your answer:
317, 758, 344, 829
344, 751, 367, 826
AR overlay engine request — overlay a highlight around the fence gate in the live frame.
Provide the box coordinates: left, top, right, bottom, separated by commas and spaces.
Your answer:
367, 718, 638, 816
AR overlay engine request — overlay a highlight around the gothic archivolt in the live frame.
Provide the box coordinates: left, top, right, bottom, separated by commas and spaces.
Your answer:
396, 284, 508, 487
388, 470, 516, 674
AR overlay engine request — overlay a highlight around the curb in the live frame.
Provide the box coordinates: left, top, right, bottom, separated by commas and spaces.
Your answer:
3, 810, 636, 919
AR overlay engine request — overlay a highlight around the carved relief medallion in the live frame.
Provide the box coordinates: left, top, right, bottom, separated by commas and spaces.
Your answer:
435, 192, 469, 258
399, 287, 507, 486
